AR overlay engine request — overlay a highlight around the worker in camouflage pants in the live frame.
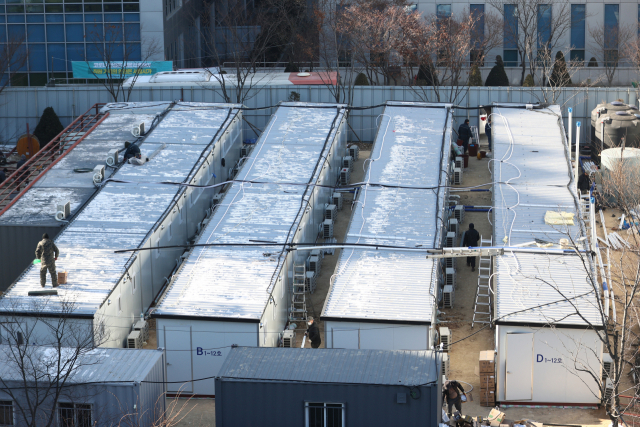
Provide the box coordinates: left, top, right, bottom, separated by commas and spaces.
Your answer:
35, 233, 59, 287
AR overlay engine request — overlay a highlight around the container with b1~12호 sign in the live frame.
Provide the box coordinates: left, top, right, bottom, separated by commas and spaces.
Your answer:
196, 347, 223, 356
536, 354, 563, 363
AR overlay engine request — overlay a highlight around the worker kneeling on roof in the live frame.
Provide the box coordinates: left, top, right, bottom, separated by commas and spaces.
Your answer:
36, 233, 59, 288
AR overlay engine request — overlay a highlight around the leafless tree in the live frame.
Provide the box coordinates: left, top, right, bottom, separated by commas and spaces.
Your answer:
84, 23, 162, 102
487, 0, 573, 86
116, 391, 196, 427
589, 23, 634, 87
0, 34, 28, 93
0, 298, 109, 427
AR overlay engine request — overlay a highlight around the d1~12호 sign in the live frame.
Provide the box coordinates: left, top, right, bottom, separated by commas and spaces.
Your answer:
71, 61, 173, 79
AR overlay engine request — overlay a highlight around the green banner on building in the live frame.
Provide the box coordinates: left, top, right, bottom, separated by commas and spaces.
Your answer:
71, 61, 173, 79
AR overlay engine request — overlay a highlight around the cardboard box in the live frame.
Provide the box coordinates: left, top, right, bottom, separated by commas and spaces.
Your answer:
480, 374, 495, 388
57, 271, 68, 285
479, 350, 495, 373
487, 408, 505, 424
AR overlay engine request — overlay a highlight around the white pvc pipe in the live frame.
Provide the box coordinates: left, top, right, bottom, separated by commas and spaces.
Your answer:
575, 121, 581, 193
607, 247, 616, 323
568, 107, 573, 151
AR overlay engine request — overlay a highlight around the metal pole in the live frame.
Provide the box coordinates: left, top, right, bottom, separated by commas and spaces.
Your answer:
568, 107, 572, 148
575, 121, 581, 192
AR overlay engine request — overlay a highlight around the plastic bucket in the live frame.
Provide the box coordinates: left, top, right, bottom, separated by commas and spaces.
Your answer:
33, 259, 41, 265
468, 144, 478, 157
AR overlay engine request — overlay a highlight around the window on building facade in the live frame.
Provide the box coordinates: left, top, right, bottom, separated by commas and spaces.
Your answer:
58, 403, 91, 427
305, 402, 345, 427
537, 4, 551, 59
470, 4, 484, 65
604, 4, 619, 66
436, 4, 451, 20
503, 4, 518, 67
570, 4, 585, 64
0, 401, 13, 426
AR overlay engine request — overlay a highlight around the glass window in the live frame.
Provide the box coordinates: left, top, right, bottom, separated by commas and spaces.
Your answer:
28, 43, 46, 70
125, 42, 140, 60
604, 4, 619, 49
470, 4, 484, 63
66, 43, 83, 70
123, 13, 139, 21
0, 6, 5, 13
65, 4, 81, 12
305, 402, 344, 427
26, 14, 43, 22
46, 23, 64, 41
45, 13, 63, 22
123, 3, 138, 11
8, 24, 25, 41
84, 3, 101, 11
45, 4, 62, 11
104, 4, 121, 12
0, 25, 5, 42
45, 0, 62, 3
26, 0, 44, 3
65, 0, 82, 3
537, 4, 551, 50
570, 50, 585, 63
26, 4, 43, 11
11, 45, 27, 71
104, 23, 122, 42
65, 23, 83, 41
0, 401, 13, 426
571, 4, 585, 49
436, 4, 451, 19
7, 15, 24, 22
27, 23, 44, 41
47, 43, 65, 71
86, 42, 102, 60
58, 403, 92, 427
66, 13, 83, 20
109, 42, 123, 60
84, 13, 102, 22
104, 12, 122, 21
124, 23, 139, 41
6, 5, 24, 12
504, 4, 518, 66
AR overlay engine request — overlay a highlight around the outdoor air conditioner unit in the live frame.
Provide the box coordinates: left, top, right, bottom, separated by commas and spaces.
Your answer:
212, 193, 224, 206
454, 205, 465, 223
445, 268, 455, 288
454, 156, 463, 169
308, 255, 321, 275
604, 378, 614, 404
133, 319, 149, 342
342, 156, 353, 172
127, 331, 142, 349
445, 232, 456, 248
131, 122, 145, 138
92, 164, 105, 185
323, 219, 334, 238
106, 149, 119, 166
310, 249, 324, 260
440, 327, 451, 352
340, 167, 350, 186
442, 353, 450, 378
348, 145, 359, 161
305, 272, 316, 293
602, 353, 613, 381
448, 218, 459, 236
332, 192, 343, 210
445, 256, 456, 270
241, 144, 253, 158
55, 201, 71, 221
443, 285, 454, 308
282, 330, 295, 348
325, 204, 337, 223
453, 167, 463, 185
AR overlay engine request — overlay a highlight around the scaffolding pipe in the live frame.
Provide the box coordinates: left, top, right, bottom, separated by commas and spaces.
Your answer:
574, 121, 581, 193
568, 107, 573, 150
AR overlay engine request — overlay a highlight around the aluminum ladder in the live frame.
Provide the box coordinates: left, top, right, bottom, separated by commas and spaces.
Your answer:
472, 235, 493, 328
289, 264, 308, 322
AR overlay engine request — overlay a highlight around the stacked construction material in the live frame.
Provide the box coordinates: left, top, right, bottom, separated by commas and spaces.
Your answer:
479, 351, 496, 407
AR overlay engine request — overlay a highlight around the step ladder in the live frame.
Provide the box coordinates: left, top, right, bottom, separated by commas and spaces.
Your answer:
472, 235, 493, 328
289, 263, 308, 322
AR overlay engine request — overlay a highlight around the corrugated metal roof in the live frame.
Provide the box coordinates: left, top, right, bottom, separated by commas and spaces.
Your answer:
0, 102, 241, 315
0, 345, 163, 384
218, 347, 439, 386
492, 105, 582, 246
495, 253, 602, 326
322, 102, 452, 322
491, 105, 600, 327
154, 102, 347, 320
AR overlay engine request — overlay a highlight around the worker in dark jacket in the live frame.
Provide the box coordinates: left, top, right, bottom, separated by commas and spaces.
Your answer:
123, 141, 141, 162
578, 171, 591, 194
485, 117, 492, 151
463, 223, 480, 271
458, 119, 472, 153
35, 233, 59, 287
305, 317, 322, 348
16, 154, 26, 169
442, 379, 467, 416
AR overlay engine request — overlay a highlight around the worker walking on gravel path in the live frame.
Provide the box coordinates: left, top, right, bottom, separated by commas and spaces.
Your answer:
463, 223, 480, 271
35, 233, 59, 288
442, 379, 467, 416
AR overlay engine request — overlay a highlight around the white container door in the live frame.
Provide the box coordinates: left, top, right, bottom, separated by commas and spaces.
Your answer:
505, 333, 533, 401
165, 326, 193, 393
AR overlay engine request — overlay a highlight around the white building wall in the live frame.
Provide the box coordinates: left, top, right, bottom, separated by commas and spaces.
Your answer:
140, 0, 166, 61
496, 324, 602, 404
324, 321, 430, 351
156, 318, 257, 396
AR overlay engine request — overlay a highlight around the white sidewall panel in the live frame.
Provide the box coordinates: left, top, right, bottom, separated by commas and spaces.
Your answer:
325, 321, 428, 350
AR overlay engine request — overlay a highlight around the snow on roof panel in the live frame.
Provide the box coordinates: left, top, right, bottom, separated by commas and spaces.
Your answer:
153, 102, 347, 319
322, 102, 452, 322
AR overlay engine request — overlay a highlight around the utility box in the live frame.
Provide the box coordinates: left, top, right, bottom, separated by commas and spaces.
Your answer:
57, 271, 68, 285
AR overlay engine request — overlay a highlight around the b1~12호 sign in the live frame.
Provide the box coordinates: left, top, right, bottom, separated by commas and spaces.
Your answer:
72, 61, 173, 79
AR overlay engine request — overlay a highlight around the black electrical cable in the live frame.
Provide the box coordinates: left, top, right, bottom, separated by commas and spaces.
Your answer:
72, 168, 94, 173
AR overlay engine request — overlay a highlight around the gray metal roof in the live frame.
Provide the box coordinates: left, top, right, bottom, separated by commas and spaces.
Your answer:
0, 345, 164, 384
0, 103, 170, 227
495, 252, 602, 326
322, 102, 452, 322
153, 102, 347, 320
491, 105, 582, 246
218, 347, 439, 386
0, 102, 242, 315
